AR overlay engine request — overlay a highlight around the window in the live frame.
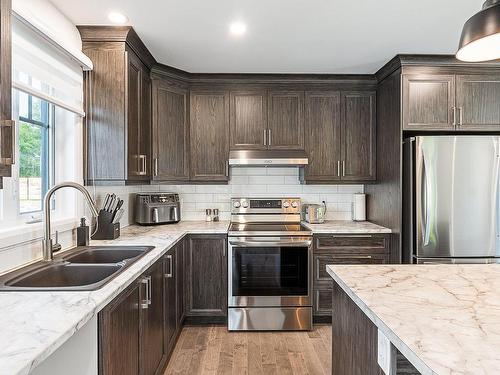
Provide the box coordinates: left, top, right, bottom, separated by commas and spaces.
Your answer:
18, 91, 53, 213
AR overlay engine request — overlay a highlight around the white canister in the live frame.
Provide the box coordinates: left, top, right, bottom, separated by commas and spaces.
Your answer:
352, 193, 366, 221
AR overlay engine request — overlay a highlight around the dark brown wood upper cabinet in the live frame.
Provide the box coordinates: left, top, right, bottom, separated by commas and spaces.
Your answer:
303, 91, 341, 182
152, 78, 189, 181
341, 91, 376, 181
402, 74, 456, 131
79, 26, 154, 185
190, 90, 230, 182
267, 91, 304, 150
230, 90, 268, 150
0, 0, 13, 184
456, 74, 500, 130
185, 235, 227, 317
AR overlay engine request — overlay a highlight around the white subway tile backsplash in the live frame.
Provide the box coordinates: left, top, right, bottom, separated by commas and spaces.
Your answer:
231, 167, 268, 176
248, 175, 284, 185
266, 167, 299, 176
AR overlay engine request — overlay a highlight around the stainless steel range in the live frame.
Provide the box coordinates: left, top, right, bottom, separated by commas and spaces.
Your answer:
227, 197, 312, 331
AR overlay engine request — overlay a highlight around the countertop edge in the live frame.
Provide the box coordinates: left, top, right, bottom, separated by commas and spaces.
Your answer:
326, 265, 436, 375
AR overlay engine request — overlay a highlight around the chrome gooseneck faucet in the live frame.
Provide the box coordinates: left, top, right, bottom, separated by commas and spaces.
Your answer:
42, 182, 99, 261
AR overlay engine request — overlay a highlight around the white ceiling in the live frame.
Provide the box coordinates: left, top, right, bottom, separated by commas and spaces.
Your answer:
49, 0, 483, 74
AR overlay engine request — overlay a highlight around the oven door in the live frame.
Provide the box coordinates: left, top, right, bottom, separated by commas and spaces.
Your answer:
228, 236, 312, 307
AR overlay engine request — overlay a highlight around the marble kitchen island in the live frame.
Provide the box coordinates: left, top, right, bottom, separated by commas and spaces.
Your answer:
327, 264, 500, 375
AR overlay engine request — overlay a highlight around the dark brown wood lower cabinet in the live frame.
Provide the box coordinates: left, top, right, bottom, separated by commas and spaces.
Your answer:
99, 258, 166, 375
313, 234, 390, 318
332, 282, 384, 375
99, 281, 141, 375
164, 245, 178, 355
185, 235, 227, 319
141, 261, 165, 375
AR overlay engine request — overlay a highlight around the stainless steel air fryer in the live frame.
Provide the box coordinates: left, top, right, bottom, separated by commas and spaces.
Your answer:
135, 193, 180, 225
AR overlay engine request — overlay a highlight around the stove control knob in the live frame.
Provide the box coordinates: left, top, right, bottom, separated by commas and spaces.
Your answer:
291, 201, 299, 208
242, 201, 249, 208
233, 201, 241, 208
283, 201, 290, 208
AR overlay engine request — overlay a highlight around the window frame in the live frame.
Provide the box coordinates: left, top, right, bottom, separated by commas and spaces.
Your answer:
17, 93, 55, 215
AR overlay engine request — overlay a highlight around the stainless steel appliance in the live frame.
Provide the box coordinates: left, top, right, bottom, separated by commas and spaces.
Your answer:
302, 202, 327, 224
228, 197, 312, 331
228, 149, 308, 166
135, 193, 180, 225
403, 136, 500, 264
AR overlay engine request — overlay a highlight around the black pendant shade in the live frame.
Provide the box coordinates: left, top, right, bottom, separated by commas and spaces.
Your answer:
456, 0, 500, 62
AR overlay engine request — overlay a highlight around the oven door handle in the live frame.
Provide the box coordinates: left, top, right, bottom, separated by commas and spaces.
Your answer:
228, 240, 312, 247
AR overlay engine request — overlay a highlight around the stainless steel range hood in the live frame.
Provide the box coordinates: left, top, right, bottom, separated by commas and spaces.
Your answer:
228, 150, 308, 167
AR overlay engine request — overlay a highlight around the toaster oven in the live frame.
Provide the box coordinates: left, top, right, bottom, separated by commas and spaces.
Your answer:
135, 193, 180, 225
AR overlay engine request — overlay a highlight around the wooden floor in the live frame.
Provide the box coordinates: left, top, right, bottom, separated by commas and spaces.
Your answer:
164, 325, 332, 375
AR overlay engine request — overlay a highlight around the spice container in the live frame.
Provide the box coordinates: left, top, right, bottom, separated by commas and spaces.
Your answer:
212, 208, 219, 222
205, 208, 212, 222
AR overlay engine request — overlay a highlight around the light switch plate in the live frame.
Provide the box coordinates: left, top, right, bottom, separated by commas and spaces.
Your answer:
377, 329, 392, 374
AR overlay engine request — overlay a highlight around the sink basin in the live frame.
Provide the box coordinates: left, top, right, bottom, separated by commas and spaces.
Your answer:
2, 263, 122, 291
63, 246, 153, 264
0, 245, 155, 291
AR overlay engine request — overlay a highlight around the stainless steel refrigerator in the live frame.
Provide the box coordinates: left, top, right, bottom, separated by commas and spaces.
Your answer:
403, 136, 500, 264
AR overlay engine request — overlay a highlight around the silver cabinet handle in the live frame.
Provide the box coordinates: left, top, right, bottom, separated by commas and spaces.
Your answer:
268, 129, 272, 146
140, 277, 149, 309
263, 129, 267, 146
337, 161, 341, 177
336, 255, 373, 259
342, 160, 345, 177
458, 107, 463, 126
138, 155, 147, 175
452, 107, 457, 126
165, 254, 173, 278
0, 120, 15, 165
225, 160, 229, 177
147, 275, 152, 305
153, 157, 158, 177
331, 234, 373, 238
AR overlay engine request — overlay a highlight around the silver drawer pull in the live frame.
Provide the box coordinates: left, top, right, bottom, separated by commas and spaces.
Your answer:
140, 277, 149, 309
330, 235, 373, 238
165, 254, 173, 278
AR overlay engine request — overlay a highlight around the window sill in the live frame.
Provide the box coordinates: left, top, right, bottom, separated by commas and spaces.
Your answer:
0, 218, 79, 251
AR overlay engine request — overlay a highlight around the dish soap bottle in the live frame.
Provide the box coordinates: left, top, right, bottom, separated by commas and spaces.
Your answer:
77, 218, 89, 246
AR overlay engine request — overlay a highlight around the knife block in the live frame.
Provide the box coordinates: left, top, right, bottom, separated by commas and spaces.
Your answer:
91, 210, 121, 240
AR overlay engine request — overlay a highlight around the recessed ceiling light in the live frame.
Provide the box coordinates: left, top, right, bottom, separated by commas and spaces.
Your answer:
108, 11, 129, 25
229, 21, 247, 36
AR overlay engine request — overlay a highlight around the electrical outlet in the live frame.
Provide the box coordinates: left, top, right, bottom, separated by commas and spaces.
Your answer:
377, 329, 392, 374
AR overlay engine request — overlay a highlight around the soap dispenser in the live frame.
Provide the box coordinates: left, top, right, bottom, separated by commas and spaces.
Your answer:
77, 218, 89, 246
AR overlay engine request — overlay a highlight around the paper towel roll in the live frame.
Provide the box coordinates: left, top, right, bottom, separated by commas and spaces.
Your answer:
352, 193, 366, 221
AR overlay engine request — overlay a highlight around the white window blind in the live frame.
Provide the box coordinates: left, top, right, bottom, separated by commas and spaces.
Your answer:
12, 15, 85, 117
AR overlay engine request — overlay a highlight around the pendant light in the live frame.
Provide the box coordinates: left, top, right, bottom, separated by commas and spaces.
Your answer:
456, 0, 500, 62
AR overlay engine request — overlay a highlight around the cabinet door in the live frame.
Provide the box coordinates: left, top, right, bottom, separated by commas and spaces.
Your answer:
230, 90, 267, 150
268, 91, 304, 150
402, 75, 455, 130
186, 235, 227, 316
141, 261, 165, 375
456, 74, 500, 130
304, 91, 341, 182
313, 288, 333, 316
99, 281, 140, 375
190, 91, 230, 181
153, 81, 189, 181
0, 0, 12, 181
164, 246, 177, 356
341, 92, 376, 181
138, 70, 152, 180
126, 51, 142, 180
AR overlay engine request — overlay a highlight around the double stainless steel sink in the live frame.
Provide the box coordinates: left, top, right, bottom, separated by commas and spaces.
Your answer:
0, 246, 154, 291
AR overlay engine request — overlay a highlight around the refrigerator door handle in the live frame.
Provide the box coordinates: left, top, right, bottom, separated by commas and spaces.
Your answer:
420, 153, 430, 247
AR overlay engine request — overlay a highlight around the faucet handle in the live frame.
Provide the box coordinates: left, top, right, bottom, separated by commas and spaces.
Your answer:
52, 231, 62, 253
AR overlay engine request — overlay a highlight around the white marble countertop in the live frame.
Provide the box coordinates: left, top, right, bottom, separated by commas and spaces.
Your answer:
0, 219, 391, 375
326, 264, 500, 375
302, 220, 391, 233
0, 221, 229, 375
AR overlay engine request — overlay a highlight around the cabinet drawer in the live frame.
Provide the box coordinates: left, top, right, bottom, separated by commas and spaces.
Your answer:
314, 288, 333, 316
314, 253, 388, 283
314, 234, 388, 253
